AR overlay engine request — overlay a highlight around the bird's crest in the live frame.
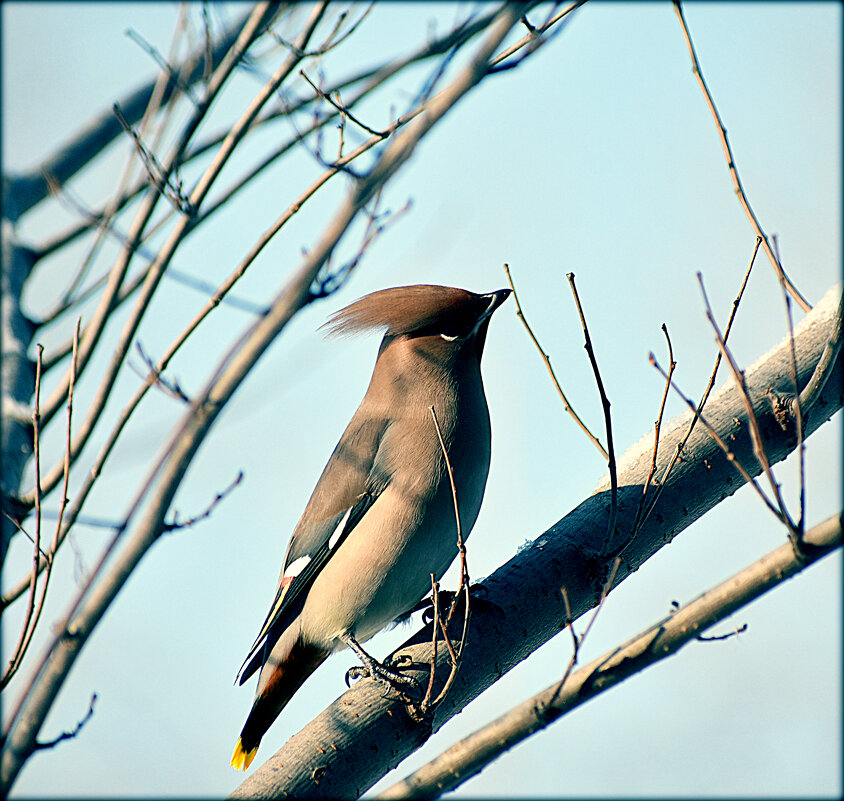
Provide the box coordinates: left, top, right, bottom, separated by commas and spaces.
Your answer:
323, 284, 482, 338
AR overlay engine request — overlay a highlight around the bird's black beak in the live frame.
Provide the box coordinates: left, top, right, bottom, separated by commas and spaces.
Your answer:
480, 288, 512, 321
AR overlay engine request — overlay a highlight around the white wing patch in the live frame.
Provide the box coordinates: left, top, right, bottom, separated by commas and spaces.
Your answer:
284, 555, 311, 581
328, 507, 353, 551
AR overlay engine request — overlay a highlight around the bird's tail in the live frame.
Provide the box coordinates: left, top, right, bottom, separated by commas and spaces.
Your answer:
231, 636, 329, 771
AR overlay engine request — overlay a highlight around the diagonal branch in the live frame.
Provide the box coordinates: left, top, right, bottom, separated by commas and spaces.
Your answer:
378, 513, 841, 799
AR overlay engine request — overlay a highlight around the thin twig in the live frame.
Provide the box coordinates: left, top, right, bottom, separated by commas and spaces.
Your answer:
132, 342, 191, 403
300, 69, 388, 138
1, 323, 79, 687
113, 102, 194, 214
697, 274, 799, 544
796, 289, 844, 412
419, 574, 440, 711
33, 694, 98, 751
650, 355, 786, 522
672, 0, 810, 313
697, 623, 747, 642
489, 0, 586, 73
162, 471, 244, 531
503, 264, 608, 460
547, 555, 620, 710
271, 3, 374, 58
632, 324, 675, 536
640, 238, 761, 527
427, 406, 470, 709
773, 242, 805, 537
567, 273, 617, 547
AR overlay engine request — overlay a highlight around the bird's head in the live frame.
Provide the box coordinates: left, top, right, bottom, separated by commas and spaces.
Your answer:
323, 284, 511, 362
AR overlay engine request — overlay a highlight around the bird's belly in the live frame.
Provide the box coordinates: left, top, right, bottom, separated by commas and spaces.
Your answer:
297, 482, 480, 650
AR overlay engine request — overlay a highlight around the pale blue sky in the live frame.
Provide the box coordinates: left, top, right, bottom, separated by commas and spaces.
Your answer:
2, 2, 841, 797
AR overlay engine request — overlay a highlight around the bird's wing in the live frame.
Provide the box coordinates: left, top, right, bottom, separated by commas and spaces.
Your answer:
236, 416, 387, 685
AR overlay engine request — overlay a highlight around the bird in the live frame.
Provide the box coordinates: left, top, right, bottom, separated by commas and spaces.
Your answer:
230, 283, 510, 771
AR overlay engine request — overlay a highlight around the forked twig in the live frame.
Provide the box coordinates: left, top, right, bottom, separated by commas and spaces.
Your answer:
300, 69, 388, 139
650, 355, 786, 523
640, 238, 761, 527
163, 471, 244, 532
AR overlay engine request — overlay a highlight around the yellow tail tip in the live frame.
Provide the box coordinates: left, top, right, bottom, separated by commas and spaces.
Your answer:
231, 738, 258, 771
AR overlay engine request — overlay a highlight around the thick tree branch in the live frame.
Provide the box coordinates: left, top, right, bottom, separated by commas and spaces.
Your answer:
378, 513, 842, 799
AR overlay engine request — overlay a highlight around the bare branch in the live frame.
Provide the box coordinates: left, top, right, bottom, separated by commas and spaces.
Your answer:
632, 324, 675, 536
1, 323, 79, 688
377, 514, 841, 800
300, 69, 388, 138
163, 471, 244, 531
567, 272, 617, 548
5, 6, 260, 219
650, 353, 785, 522
1, 10, 525, 790
230, 284, 841, 799
672, 1, 810, 312
21, 3, 315, 502
797, 288, 844, 413
503, 264, 608, 460
697, 273, 799, 542
640, 237, 761, 528
33, 694, 97, 752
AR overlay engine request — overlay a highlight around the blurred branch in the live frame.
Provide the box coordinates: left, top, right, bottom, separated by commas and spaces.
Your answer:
42, 13, 190, 319
20, 3, 309, 504
30, 6, 502, 266
2, 6, 260, 220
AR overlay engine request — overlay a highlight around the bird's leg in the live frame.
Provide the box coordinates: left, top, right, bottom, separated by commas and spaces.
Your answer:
341, 632, 420, 691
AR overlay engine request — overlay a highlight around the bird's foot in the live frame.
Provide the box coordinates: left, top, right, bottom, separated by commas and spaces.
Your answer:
341, 632, 422, 695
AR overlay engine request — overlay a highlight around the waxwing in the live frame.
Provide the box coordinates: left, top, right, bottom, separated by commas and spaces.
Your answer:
231, 284, 510, 770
